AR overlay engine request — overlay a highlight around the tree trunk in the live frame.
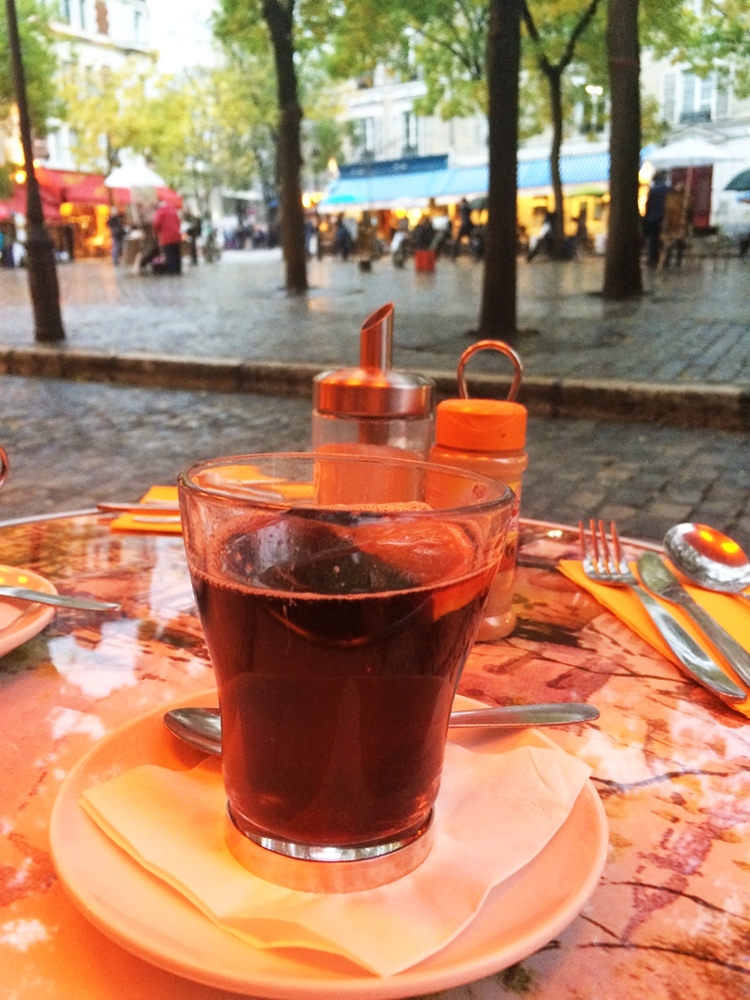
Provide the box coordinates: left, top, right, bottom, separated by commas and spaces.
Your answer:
6, 0, 65, 342
603, 0, 642, 299
522, 0, 601, 264
263, 0, 307, 292
547, 68, 567, 259
478, 0, 521, 344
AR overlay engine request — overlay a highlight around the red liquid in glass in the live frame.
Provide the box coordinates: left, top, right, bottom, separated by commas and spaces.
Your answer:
191, 511, 492, 847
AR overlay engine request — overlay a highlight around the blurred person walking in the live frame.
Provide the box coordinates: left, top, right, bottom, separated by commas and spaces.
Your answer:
107, 209, 126, 266
643, 171, 670, 268
152, 199, 183, 275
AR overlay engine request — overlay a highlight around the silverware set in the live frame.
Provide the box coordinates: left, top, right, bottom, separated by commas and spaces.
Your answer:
579, 519, 748, 706
96, 500, 181, 524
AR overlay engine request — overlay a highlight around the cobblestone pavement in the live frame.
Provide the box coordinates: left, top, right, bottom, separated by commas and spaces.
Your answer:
1, 250, 749, 546
1, 249, 749, 385
2, 375, 749, 546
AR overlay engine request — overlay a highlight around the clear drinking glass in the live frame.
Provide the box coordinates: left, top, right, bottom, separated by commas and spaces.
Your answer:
178, 452, 513, 891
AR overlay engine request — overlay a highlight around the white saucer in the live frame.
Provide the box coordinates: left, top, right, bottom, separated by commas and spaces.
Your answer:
50, 691, 608, 1000
0, 564, 56, 657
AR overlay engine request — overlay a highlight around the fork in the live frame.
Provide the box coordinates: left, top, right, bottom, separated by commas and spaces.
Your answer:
578, 519, 745, 705
579, 519, 635, 586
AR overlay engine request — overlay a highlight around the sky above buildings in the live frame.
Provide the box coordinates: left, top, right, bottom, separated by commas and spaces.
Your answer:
147, 0, 217, 74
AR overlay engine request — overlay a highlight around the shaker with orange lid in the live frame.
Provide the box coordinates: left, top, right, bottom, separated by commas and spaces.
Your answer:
429, 341, 528, 641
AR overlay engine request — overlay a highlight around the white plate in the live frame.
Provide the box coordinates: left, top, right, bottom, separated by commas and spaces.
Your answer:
0, 564, 56, 657
50, 692, 608, 1000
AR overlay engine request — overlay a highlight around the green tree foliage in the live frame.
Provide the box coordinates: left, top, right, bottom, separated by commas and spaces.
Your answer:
58, 53, 276, 211
0, 0, 60, 137
146, 60, 278, 214
522, 1, 602, 256
56, 58, 159, 173
214, 0, 310, 291
644, 0, 750, 98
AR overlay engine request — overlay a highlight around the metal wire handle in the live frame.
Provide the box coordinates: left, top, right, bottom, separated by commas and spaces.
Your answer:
457, 340, 523, 401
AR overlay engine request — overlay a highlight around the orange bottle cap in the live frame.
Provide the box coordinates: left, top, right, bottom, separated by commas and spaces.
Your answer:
435, 398, 527, 451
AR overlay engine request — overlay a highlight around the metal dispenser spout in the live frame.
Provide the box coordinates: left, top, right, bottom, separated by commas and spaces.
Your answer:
360, 302, 394, 370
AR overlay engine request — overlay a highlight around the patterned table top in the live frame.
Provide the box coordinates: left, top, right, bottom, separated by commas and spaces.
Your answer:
0, 513, 747, 999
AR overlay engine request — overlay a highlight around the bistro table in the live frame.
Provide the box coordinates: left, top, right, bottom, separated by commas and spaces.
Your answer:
1, 510, 748, 1000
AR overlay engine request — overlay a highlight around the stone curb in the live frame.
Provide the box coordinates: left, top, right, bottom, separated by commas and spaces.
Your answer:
1, 346, 749, 431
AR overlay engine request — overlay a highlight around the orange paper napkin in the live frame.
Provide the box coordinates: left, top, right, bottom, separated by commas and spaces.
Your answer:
109, 486, 181, 534
80, 736, 593, 977
559, 559, 750, 710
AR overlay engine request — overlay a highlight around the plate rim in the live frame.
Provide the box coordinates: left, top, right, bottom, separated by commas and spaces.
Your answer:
50, 691, 608, 999
0, 563, 56, 656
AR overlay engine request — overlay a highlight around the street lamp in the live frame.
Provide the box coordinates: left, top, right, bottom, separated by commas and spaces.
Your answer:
5, 0, 65, 342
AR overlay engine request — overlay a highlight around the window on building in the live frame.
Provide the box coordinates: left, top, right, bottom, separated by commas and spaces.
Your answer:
79, 0, 86, 30
349, 118, 377, 162
402, 112, 419, 157
679, 71, 715, 124
581, 86, 605, 134
134, 10, 143, 43
473, 115, 489, 147
663, 72, 676, 123
59, 0, 72, 20
95, 0, 109, 35
715, 83, 729, 119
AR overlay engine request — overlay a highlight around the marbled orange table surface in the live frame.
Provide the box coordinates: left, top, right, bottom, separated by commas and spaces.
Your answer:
1, 513, 747, 999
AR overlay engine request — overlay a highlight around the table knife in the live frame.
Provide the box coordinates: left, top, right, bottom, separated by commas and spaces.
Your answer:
638, 551, 750, 689
0, 586, 120, 611
132, 515, 182, 524
97, 501, 180, 512
621, 568, 745, 706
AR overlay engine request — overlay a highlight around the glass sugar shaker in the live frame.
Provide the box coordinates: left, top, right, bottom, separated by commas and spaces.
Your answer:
430, 340, 528, 641
312, 302, 435, 459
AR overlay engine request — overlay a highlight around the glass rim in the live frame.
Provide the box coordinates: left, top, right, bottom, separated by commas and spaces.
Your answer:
178, 451, 514, 517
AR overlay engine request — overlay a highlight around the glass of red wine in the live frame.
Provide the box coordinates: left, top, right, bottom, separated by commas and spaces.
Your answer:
178, 452, 513, 892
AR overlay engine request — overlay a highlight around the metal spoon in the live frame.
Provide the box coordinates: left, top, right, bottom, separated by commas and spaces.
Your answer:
0, 586, 120, 611
164, 702, 601, 757
664, 523, 750, 597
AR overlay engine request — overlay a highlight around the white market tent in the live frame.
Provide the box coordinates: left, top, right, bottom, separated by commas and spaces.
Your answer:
104, 164, 167, 188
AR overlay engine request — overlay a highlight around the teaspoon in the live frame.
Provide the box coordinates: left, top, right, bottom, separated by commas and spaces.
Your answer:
664, 523, 750, 597
164, 702, 601, 756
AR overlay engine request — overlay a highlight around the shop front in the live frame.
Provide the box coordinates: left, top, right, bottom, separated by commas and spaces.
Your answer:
318, 151, 615, 252
0, 167, 182, 261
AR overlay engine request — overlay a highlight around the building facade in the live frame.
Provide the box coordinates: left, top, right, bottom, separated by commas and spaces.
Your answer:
319, 47, 750, 243
43, 0, 154, 170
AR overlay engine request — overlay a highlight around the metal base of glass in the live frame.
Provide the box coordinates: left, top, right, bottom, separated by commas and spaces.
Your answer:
225, 805, 434, 893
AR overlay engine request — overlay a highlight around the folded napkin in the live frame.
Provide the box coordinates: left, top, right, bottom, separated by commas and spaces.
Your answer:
559, 559, 750, 707
80, 736, 592, 977
109, 486, 181, 534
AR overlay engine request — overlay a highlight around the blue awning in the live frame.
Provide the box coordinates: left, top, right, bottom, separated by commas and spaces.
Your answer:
319, 152, 610, 209
519, 152, 609, 188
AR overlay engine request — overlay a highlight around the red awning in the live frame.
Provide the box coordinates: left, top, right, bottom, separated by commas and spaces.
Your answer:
3, 178, 62, 222
2, 167, 183, 218
59, 171, 111, 205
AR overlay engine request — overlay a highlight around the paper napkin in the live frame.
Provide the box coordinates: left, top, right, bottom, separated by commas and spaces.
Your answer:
80, 737, 592, 977
559, 559, 750, 703
109, 486, 181, 534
